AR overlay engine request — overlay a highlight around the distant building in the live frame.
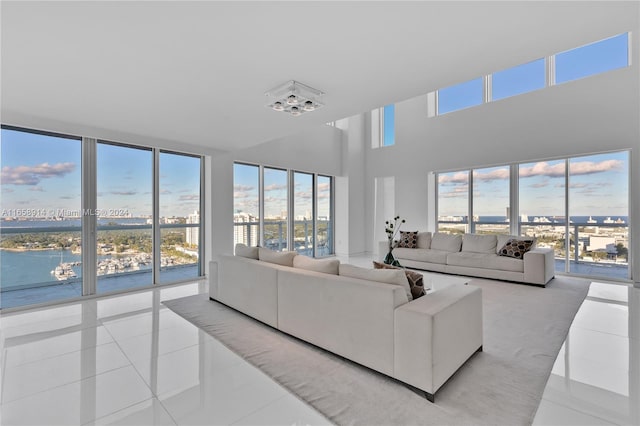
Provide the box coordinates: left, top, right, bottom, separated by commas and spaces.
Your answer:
587, 235, 616, 252
234, 212, 258, 246
186, 210, 200, 246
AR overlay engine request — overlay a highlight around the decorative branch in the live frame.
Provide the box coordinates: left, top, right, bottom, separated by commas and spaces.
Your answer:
385, 215, 405, 250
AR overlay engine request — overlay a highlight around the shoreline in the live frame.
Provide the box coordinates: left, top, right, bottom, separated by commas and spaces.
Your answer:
0, 247, 72, 253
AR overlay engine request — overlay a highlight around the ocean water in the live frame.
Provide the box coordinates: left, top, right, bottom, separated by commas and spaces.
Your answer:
0, 219, 150, 290
1, 249, 83, 289
449, 215, 629, 224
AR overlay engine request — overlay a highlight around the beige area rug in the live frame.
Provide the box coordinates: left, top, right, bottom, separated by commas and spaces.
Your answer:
163, 275, 590, 426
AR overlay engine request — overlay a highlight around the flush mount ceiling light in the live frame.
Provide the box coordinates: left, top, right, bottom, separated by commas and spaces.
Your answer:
265, 80, 324, 116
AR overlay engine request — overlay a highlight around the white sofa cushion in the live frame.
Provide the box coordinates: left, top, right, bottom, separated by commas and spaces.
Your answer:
393, 248, 449, 264
235, 243, 259, 259
258, 247, 297, 267
462, 234, 497, 254
430, 233, 463, 252
447, 252, 524, 273
293, 255, 340, 275
339, 264, 411, 301
417, 232, 432, 249
277, 267, 407, 376
217, 255, 279, 327
496, 234, 537, 254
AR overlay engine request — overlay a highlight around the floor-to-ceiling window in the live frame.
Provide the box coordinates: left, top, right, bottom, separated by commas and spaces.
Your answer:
96, 142, 153, 294
0, 127, 82, 308
518, 159, 568, 272
263, 167, 288, 251
567, 152, 629, 278
159, 152, 202, 283
437, 150, 631, 280
233, 163, 260, 247
0, 126, 205, 310
233, 162, 334, 257
437, 170, 470, 234
316, 175, 333, 256
472, 166, 510, 234
293, 172, 313, 255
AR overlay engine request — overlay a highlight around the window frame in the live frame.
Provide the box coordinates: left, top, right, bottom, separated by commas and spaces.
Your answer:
0, 124, 205, 310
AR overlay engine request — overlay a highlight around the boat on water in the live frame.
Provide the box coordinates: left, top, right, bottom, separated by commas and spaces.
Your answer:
50, 251, 79, 281
51, 264, 77, 281
587, 216, 598, 224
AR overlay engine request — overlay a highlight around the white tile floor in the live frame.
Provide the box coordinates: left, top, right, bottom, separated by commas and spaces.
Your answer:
533, 281, 640, 426
0, 281, 331, 426
1, 260, 638, 425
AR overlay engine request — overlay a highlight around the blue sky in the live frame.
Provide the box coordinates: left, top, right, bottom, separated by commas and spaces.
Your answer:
1, 129, 200, 218
233, 163, 331, 219
439, 32, 628, 114
439, 151, 629, 218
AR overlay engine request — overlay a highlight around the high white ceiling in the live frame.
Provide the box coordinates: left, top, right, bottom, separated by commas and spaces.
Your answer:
2, 1, 636, 152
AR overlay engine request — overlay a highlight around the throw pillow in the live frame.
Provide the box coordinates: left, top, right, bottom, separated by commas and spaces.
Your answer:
235, 243, 259, 259
339, 264, 412, 301
373, 261, 425, 299
396, 231, 419, 249
498, 239, 534, 259
293, 255, 340, 275
258, 247, 297, 267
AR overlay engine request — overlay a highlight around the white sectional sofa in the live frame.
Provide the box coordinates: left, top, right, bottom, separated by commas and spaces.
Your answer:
380, 232, 555, 286
209, 247, 483, 402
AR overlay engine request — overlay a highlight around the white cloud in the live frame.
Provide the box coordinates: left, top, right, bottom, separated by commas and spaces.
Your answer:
234, 184, 255, 191
1, 162, 76, 185
520, 159, 623, 179
264, 184, 287, 192
179, 194, 199, 201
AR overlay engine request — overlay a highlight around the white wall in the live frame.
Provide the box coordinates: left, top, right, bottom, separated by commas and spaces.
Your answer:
362, 32, 640, 284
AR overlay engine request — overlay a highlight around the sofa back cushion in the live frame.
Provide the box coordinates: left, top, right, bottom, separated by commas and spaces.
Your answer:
496, 235, 537, 254
462, 234, 497, 254
417, 232, 432, 249
339, 264, 411, 301
293, 255, 340, 275
258, 247, 297, 267
430, 233, 463, 252
235, 243, 259, 259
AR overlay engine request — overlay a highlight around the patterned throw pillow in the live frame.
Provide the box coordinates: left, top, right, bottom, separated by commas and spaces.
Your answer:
498, 239, 534, 259
373, 261, 425, 300
396, 231, 419, 249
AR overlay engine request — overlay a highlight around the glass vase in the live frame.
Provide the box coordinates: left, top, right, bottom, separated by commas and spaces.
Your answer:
383, 249, 402, 267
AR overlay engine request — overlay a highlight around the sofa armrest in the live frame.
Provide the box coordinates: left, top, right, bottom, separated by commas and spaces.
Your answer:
393, 284, 483, 396
523, 248, 555, 285
209, 260, 218, 299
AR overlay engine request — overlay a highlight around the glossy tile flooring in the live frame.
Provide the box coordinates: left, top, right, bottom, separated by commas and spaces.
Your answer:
0, 281, 331, 425
533, 281, 640, 425
1, 262, 638, 425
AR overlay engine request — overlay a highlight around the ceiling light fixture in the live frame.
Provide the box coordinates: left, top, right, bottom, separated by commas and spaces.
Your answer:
266, 80, 324, 117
